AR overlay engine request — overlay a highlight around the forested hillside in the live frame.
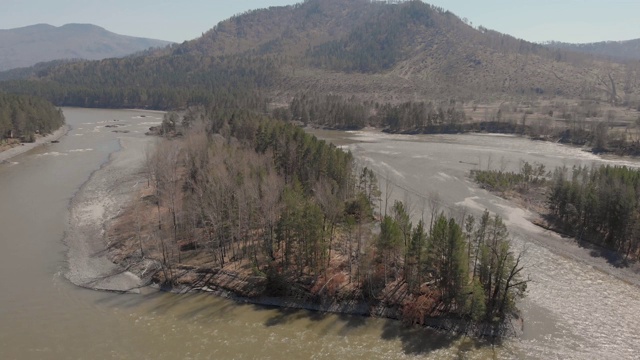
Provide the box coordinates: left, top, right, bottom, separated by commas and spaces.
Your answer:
1, 0, 638, 108
0, 93, 64, 142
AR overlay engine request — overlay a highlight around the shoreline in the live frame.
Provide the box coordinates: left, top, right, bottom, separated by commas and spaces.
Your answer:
0, 125, 69, 163
64, 135, 153, 293
165, 281, 519, 338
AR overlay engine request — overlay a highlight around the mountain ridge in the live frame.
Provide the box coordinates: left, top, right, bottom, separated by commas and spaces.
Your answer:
1, 0, 638, 109
161, 0, 636, 103
0, 23, 173, 71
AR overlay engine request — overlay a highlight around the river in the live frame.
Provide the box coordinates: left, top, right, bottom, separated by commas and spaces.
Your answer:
0, 108, 637, 359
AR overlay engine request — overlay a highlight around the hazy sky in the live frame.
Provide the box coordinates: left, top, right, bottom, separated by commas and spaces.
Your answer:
2, 0, 639, 44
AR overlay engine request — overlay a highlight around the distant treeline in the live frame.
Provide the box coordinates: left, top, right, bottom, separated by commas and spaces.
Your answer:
471, 161, 547, 193
279, 93, 530, 135
277, 92, 537, 134
0, 93, 64, 142
279, 93, 640, 158
275, 92, 468, 131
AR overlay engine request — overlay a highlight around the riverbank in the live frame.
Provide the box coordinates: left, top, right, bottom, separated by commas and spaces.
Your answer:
176, 279, 519, 338
0, 125, 69, 163
64, 135, 153, 293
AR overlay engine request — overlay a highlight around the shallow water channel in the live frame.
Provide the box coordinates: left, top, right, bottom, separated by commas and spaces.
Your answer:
0, 108, 637, 359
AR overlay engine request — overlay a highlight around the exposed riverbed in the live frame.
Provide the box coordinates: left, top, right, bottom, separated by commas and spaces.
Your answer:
308, 129, 640, 359
0, 109, 638, 359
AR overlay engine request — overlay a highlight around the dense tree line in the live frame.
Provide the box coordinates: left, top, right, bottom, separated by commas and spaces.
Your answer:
283, 92, 560, 136
549, 165, 640, 260
0, 93, 64, 142
147, 112, 362, 283
283, 93, 640, 156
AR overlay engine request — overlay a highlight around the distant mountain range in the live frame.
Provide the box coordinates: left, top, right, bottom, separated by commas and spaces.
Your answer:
0, 23, 172, 71
547, 39, 640, 61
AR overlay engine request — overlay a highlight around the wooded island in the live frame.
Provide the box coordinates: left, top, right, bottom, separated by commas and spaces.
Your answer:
109, 107, 527, 335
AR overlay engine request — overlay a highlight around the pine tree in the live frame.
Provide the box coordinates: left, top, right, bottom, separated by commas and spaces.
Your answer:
427, 214, 469, 311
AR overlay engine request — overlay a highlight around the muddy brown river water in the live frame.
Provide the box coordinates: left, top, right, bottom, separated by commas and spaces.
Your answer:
0, 108, 638, 359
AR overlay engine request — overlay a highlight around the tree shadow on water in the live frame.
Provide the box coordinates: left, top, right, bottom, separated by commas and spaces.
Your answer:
93, 286, 240, 322
380, 318, 456, 355
94, 289, 497, 357
258, 303, 369, 337
336, 312, 367, 334
258, 303, 496, 357
587, 245, 637, 270
541, 215, 639, 271
261, 306, 317, 327
380, 318, 496, 357
93, 287, 167, 308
